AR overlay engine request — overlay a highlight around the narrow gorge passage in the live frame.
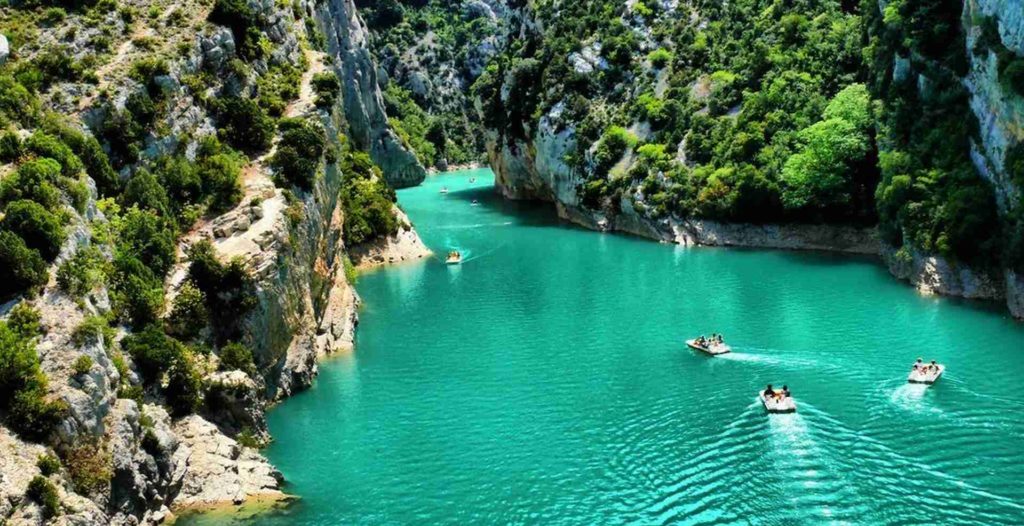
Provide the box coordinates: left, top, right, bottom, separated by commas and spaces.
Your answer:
184, 169, 1024, 525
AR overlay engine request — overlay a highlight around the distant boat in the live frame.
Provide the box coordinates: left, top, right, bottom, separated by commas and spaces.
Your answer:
471, 199, 480, 206
686, 338, 731, 355
440, 187, 449, 194
760, 390, 796, 413
469, 177, 477, 183
908, 361, 944, 384
446, 251, 462, 265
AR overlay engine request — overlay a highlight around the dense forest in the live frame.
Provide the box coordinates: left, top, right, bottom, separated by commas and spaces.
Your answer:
473, 0, 1023, 273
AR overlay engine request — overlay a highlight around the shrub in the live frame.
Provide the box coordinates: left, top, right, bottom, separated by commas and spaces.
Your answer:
57, 246, 107, 297
63, 441, 112, 496
122, 325, 185, 383
72, 355, 94, 375
218, 342, 254, 374
270, 118, 325, 190
0, 158, 62, 210
593, 126, 636, 175
0, 75, 41, 126
340, 151, 398, 245
24, 133, 84, 177
72, 316, 114, 348
7, 387, 67, 442
0, 131, 22, 162
312, 72, 341, 108
7, 303, 41, 340
122, 169, 172, 217
1002, 59, 1024, 98
116, 207, 177, 277
165, 357, 203, 416
185, 241, 257, 344
0, 200, 66, 261
26, 475, 60, 518
648, 48, 673, 68
166, 282, 208, 340
215, 97, 274, 153
198, 151, 243, 212
37, 454, 61, 476
0, 231, 49, 300
110, 254, 164, 328
209, 0, 262, 60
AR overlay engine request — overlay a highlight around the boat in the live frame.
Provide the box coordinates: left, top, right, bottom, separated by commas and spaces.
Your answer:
686, 338, 731, 355
760, 390, 797, 413
469, 177, 477, 183
440, 186, 449, 194
445, 251, 462, 265
471, 199, 480, 206
908, 362, 945, 384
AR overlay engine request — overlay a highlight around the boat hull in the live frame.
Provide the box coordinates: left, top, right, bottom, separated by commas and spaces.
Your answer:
760, 393, 796, 413
686, 339, 731, 355
908, 365, 944, 384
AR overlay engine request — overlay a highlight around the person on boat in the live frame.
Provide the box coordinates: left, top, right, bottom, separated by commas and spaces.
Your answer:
763, 384, 775, 398
716, 334, 724, 344
912, 358, 923, 372
781, 385, 790, 398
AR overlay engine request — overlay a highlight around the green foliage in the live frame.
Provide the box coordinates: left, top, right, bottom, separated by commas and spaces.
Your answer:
57, 246, 108, 297
72, 355, 94, 375
271, 118, 326, 190
63, 441, 112, 496
340, 151, 398, 245
0, 75, 41, 127
26, 476, 60, 519
185, 240, 258, 345
123, 326, 184, 383
36, 454, 61, 476
122, 169, 172, 217
0, 158, 63, 210
1002, 59, 1024, 98
0, 131, 22, 163
166, 282, 208, 340
383, 84, 438, 167
215, 97, 274, 153
0, 321, 64, 441
72, 316, 114, 348
209, 0, 264, 60
594, 126, 636, 176
0, 231, 49, 300
312, 72, 341, 108
218, 342, 255, 374
164, 357, 203, 416
648, 48, 673, 69
7, 303, 42, 340
256, 62, 303, 117
0, 200, 66, 262
25, 132, 84, 177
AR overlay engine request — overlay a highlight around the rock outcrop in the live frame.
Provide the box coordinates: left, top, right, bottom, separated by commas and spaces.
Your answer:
315, 0, 426, 188
350, 207, 433, 269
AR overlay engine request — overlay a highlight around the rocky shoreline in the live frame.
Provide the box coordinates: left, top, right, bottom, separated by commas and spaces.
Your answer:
532, 186, 1024, 320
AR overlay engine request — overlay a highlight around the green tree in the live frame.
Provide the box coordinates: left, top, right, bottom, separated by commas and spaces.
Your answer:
0, 200, 65, 261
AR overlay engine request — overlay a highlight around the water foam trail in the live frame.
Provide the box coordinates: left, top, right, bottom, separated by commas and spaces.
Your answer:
431, 221, 514, 231
460, 243, 506, 264
799, 402, 1024, 514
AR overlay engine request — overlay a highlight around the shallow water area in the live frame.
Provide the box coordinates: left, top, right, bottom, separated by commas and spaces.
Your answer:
184, 168, 1024, 525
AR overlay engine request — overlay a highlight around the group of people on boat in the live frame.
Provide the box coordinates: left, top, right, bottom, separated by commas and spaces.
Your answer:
695, 334, 725, 347
762, 384, 791, 400
911, 358, 940, 373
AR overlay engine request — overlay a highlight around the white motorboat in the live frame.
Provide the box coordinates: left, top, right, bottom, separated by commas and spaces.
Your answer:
760, 391, 797, 413
908, 363, 944, 384
686, 338, 731, 355
445, 251, 462, 265
440, 186, 449, 194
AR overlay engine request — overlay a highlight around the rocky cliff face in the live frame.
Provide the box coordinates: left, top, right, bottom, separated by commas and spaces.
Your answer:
316, 0, 426, 188
0, 0, 430, 522
481, 1, 1024, 319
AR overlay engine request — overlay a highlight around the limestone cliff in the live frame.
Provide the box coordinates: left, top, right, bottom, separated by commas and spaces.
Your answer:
480, 1, 1024, 319
0, 0, 431, 522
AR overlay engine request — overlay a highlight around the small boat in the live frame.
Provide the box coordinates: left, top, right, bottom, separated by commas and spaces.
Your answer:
760, 390, 797, 413
908, 362, 945, 384
471, 199, 480, 206
440, 187, 449, 194
469, 177, 477, 183
686, 338, 731, 355
445, 251, 462, 265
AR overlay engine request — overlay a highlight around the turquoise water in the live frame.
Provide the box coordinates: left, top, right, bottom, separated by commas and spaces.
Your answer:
198, 169, 1024, 524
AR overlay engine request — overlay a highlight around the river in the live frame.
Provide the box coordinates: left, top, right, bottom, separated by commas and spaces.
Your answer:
188, 168, 1024, 524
